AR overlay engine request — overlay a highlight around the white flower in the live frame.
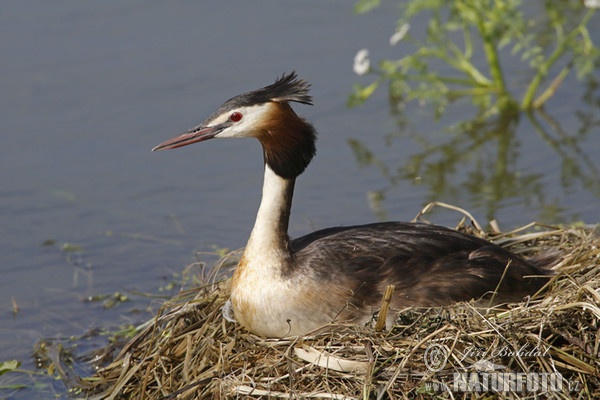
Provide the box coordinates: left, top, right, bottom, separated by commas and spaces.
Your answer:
584, 0, 600, 8
390, 23, 410, 46
353, 48, 370, 76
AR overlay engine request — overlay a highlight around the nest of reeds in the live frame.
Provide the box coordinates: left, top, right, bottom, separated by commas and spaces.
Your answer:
76, 203, 599, 399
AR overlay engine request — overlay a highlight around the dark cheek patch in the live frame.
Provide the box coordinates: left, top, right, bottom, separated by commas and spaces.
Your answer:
259, 104, 317, 179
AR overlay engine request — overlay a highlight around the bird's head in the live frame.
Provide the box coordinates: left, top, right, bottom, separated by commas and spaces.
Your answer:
153, 72, 317, 179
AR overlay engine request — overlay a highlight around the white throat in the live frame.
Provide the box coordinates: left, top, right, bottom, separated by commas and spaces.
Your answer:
244, 164, 294, 260
231, 162, 355, 337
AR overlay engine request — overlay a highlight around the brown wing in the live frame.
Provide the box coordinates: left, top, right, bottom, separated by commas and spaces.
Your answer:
291, 222, 554, 309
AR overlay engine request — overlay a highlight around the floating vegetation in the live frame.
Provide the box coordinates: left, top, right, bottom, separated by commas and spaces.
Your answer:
68, 204, 599, 399
84, 292, 130, 310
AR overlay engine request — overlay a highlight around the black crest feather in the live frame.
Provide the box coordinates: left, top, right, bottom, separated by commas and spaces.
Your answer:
261, 72, 313, 105
219, 72, 313, 110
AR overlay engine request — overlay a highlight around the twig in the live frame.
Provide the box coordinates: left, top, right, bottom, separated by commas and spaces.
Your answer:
375, 285, 395, 332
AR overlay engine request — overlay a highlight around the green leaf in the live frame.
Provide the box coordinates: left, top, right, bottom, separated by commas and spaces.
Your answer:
0, 383, 28, 390
0, 360, 21, 376
347, 82, 380, 107
61, 242, 83, 252
354, 0, 380, 14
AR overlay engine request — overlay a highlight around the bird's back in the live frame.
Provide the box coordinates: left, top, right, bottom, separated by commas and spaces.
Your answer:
291, 222, 555, 317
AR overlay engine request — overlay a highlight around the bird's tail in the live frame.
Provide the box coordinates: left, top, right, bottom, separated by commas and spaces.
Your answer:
528, 249, 563, 273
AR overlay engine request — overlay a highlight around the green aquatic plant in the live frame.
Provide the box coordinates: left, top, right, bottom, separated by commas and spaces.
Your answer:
350, 0, 599, 116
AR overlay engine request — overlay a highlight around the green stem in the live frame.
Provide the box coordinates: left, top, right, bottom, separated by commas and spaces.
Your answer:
447, 87, 500, 98
476, 17, 507, 96
447, 41, 493, 86
403, 73, 493, 88
409, 41, 492, 87
463, 24, 473, 59
532, 63, 572, 109
521, 8, 595, 109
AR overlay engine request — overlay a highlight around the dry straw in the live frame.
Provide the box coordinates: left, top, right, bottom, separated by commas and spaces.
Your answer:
76, 203, 599, 399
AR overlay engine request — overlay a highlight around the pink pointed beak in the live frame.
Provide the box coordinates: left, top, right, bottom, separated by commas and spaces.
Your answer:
152, 125, 223, 151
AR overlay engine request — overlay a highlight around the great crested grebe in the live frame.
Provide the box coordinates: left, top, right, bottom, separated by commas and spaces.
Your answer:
153, 72, 554, 338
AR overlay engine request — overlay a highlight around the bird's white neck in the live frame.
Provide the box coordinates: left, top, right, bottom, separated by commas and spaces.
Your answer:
242, 164, 295, 270
231, 163, 322, 337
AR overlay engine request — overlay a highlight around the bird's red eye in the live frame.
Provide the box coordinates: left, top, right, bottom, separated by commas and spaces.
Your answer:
230, 112, 243, 122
